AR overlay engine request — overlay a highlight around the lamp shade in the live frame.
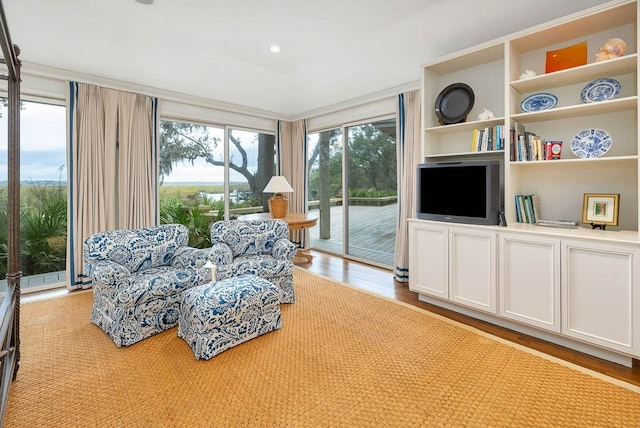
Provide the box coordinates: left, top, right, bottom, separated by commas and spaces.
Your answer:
263, 176, 293, 194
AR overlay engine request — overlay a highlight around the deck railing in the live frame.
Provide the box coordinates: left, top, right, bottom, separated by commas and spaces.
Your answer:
0, 276, 19, 423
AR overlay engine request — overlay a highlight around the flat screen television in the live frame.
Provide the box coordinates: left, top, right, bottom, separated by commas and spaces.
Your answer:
416, 160, 501, 225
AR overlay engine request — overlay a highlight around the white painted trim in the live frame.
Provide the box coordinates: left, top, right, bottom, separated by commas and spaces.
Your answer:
306, 94, 403, 133
294, 80, 419, 121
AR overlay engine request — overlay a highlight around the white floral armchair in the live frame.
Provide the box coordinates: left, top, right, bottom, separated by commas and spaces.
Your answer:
84, 224, 211, 347
209, 219, 297, 303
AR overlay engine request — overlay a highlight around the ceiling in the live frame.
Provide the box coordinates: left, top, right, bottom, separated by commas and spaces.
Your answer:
4, 0, 611, 118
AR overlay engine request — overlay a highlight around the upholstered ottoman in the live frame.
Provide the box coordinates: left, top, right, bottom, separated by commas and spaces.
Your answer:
178, 274, 282, 360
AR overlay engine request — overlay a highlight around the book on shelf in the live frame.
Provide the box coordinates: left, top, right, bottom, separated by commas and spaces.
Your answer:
524, 131, 543, 161
518, 135, 527, 161
523, 194, 534, 223
536, 219, 578, 228
511, 122, 529, 161
524, 131, 534, 161
471, 128, 484, 152
511, 122, 565, 162
536, 219, 577, 226
530, 194, 542, 222
544, 141, 563, 160
517, 194, 527, 223
533, 135, 543, 161
514, 193, 541, 224
471, 129, 479, 151
481, 127, 488, 151
471, 126, 504, 152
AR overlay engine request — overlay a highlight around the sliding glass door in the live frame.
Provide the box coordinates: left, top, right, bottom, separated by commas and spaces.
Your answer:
307, 128, 343, 255
308, 117, 397, 267
345, 118, 397, 266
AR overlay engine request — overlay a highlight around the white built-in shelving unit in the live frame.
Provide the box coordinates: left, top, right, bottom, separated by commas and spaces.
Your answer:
410, 0, 640, 366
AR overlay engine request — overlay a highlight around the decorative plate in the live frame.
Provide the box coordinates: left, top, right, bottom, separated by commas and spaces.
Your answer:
570, 128, 612, 158
580, 77, 621, 103
434, 83, 475, 125
520, 93, 558, 112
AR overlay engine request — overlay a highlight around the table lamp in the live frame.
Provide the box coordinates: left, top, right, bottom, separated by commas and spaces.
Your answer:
263, 176, 293, 218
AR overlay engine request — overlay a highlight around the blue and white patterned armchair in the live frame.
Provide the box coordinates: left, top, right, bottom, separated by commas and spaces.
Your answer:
84, 224, 211, 347
209, 219, 297, 303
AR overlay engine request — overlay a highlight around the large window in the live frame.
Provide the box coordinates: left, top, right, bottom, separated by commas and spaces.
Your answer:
158, 120, 275, 248
0, 100, 67, 293
158, 120, 226, 248
228, 128, 276, 215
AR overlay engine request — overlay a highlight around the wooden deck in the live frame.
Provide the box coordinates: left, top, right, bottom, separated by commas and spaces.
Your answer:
308, 203, 397, 266
0, 270, 66, 295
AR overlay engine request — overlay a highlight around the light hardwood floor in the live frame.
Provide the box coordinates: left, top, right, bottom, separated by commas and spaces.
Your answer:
298, 250, 640, 388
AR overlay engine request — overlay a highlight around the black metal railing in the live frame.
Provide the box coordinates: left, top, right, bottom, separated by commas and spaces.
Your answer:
0, 0, 21, 425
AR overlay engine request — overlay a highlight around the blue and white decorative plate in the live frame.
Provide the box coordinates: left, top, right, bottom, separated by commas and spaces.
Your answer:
570, 128, 612, 158
520, 93, 558, 112
581, 78, 621, 103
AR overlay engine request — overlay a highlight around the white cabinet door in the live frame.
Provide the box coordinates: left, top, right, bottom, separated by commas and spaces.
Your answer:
449, 227, 497, 314
408, 222, 448, 298
499, 233, 560, 332
561, 240, 640, 356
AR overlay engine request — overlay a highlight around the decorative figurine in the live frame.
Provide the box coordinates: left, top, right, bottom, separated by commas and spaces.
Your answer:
478, 108, 495, 120
595, 38, 626, 62
519, 69, 537, 80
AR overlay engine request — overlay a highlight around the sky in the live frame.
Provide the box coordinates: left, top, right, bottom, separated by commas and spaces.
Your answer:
0, 101, 263, 184
0, 101, 66, 182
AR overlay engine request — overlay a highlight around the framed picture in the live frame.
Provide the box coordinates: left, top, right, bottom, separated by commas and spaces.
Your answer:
582, 193, 620, 226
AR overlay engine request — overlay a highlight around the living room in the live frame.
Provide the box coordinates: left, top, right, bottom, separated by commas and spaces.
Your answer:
2, 0, 640, 426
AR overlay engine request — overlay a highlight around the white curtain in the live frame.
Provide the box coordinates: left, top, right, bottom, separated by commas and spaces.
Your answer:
393, 90, 422, 282
277, 119, 308, 247
67, 82, 158, 290
117, 92, 158, 227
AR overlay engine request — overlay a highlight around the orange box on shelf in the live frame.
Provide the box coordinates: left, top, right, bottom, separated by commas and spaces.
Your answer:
545, 41, 587, 73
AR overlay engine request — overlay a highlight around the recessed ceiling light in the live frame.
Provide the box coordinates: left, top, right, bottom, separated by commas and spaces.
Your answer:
269, 45, 282, 54
134, 0, 154, 5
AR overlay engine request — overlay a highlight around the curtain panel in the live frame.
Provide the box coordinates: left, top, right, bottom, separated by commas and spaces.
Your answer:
67, 82, 158, 290
394, 90, 422, 283
277, 119, 308, 248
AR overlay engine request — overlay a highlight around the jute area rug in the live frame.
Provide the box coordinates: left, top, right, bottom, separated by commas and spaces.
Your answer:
5, 268, 640, 427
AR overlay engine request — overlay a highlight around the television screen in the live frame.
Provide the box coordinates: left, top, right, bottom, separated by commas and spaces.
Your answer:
420, 165, 486, 217
417, 160, 501, 225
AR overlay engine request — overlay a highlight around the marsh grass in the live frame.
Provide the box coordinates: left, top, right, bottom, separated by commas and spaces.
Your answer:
0, 183, 250, 278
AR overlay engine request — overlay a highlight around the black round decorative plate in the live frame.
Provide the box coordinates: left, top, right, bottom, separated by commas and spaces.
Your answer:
434, 83, 475, 125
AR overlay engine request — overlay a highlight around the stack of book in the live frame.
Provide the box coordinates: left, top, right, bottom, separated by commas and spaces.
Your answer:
514, 194, 541, 224
471, 125, 504, 152
510, 122, 563, 161
536, 219, 578, 228
515, 193, 578, 228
